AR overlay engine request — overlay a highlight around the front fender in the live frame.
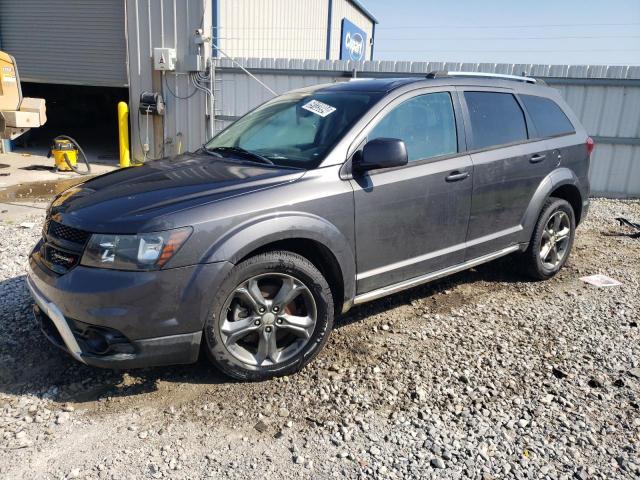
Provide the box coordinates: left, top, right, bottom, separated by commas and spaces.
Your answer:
518, 168, 584, 244
202, 211, 356, 306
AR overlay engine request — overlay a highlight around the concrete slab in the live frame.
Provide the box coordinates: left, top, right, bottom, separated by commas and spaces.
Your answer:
0, 150, 116, 187
0, 150, 117, 223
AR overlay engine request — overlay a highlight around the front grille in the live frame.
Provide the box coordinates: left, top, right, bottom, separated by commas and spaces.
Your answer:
47, 220, 91, 246
42, 245, 80, 274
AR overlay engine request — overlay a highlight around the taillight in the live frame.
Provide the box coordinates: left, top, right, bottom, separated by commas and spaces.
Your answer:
586, 136, 595, 155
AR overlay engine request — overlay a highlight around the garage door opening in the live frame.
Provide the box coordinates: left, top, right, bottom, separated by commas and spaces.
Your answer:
11, 83, 128, 167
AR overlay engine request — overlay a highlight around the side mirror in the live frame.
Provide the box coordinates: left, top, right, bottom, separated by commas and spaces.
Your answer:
353, 138, 408, 172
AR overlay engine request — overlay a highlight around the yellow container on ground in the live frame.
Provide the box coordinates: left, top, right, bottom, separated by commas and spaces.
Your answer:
51, 139, 78, 171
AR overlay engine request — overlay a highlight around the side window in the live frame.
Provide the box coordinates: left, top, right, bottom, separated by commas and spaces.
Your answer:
520, 94, 575, 138
369, 92, 457, 162
464, 92, 528, 150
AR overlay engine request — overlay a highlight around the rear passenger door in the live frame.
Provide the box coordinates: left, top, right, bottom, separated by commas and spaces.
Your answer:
459, 88, 555, 259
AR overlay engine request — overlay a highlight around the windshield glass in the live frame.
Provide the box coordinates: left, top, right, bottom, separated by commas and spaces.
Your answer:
205, 90, 382, 169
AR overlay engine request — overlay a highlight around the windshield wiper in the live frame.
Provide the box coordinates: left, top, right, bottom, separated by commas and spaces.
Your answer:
203, 146, 275, 165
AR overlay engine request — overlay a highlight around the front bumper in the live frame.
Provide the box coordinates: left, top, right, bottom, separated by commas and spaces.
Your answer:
26, 255, 232, 369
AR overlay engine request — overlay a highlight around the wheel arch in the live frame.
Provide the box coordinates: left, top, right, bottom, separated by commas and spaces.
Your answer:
520, 168, 585, 243
202, 212, 356, 312
548, 184, 583, 224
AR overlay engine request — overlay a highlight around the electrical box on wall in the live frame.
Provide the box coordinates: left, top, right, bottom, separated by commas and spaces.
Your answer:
181, 54, 206, 72
153, 48, 177, 71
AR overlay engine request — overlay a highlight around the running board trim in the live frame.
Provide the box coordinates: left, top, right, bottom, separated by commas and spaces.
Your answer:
353, 245, 520, 305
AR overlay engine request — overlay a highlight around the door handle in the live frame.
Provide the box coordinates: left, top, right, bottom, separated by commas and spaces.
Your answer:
530, 153, 546, 163
445, 171, 470, 182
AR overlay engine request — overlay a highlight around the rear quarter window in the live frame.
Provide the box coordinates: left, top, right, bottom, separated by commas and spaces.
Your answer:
520, 94, 575, 138
464, 92, 528, 150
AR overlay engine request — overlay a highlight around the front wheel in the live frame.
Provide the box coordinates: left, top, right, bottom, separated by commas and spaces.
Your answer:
522, 197, 576, 280
204, 251, 334, 380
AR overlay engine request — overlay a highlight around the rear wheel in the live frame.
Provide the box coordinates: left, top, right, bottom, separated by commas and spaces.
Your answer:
522, 197, 576, 280
204, 251, 334, 380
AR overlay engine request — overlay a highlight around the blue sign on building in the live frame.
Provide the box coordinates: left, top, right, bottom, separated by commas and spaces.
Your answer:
340, 18, 367, 61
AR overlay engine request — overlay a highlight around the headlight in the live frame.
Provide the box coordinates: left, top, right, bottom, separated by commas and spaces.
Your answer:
80, 227, 192, 271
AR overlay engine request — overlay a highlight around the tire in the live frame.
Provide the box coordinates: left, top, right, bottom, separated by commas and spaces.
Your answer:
522, 197, 576, 280
204, 251, 334, 381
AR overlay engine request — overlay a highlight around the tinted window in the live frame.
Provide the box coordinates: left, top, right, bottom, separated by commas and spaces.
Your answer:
520, 94, 575, 138
369, 92, 457, 162
464, 92, 528, 149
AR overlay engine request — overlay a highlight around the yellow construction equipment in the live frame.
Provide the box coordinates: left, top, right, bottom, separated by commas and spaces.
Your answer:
0, 51, 46, 140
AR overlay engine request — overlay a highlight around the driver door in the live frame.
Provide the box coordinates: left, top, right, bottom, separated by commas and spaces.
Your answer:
350, 89, 473, 294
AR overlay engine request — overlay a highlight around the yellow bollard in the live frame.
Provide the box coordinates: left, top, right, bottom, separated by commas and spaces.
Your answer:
117, 101, 131, 168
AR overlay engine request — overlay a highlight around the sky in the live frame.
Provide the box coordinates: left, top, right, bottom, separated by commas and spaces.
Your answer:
365, 0, 640, 65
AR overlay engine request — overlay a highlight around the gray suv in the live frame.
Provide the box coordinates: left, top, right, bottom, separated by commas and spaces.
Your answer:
27, 72, 593, 380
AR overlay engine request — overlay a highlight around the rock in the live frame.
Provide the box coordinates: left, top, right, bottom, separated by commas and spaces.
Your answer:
414, 387, 428, 402
588, 375, 606, 388
277, 408, 289, 418
56, 412, 70, 425
540, 394, 554, 404
574, 468, 588, 480
552, 367, 569, 379
628, 368, 640, 379
369, 446, 381, 456
254, 420, 268, 433
431, 458, 445, 469
293, 455, 304, 465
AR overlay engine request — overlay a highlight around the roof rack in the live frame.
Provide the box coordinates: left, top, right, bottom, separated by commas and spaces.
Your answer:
426, 71, 537, 84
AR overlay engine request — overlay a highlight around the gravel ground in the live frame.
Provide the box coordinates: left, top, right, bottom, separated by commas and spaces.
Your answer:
0, 198, 639, 480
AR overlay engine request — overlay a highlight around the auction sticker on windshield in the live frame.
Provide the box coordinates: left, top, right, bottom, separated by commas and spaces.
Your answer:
302, 99, 336, 117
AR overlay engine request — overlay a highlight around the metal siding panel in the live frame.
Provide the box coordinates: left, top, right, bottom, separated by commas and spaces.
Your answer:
618, 87, 640, 138
0, 0, 127, 86
217, 0, 327, 59
126, 0, 210, 160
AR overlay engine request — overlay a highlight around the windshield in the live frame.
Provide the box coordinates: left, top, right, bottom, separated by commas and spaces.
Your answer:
205, 90, 382, 169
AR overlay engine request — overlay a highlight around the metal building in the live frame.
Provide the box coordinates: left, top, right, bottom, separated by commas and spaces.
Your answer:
215, 0, 377, 60
0, 0, 375, 86
0, 0, 376, 160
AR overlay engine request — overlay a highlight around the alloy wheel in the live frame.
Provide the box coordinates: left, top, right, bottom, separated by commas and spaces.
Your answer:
539, 210, 571, 269
219, 273, 317, 367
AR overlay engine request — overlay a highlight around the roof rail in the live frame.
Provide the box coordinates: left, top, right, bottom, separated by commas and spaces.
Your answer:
426, 71, 537, 84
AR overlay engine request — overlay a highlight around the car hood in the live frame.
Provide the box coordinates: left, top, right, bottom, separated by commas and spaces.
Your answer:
49, 153, 305, 233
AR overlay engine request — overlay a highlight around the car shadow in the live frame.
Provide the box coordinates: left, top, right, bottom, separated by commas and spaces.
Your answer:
0, 255, 530, 403
336, 254, 532, 328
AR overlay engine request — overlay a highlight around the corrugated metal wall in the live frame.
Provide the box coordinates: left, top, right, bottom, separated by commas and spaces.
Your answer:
212, 59, 640, 198
217, 0, 329, 59
125, 0, 212, 160
329, 0, 374, 60
0, 0, 127, 87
